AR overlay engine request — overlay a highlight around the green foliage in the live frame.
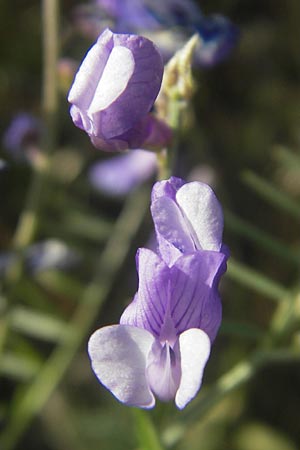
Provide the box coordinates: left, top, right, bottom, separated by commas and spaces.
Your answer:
1, 0, 300, 450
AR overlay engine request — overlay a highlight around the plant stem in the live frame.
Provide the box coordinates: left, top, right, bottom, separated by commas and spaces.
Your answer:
132, 409, 165, 450
5, 0, 59, 287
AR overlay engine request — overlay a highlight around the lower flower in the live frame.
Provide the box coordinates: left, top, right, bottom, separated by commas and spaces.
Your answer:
88, 247, 227, 409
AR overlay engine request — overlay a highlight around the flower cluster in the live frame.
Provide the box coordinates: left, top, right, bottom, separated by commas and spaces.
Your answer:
88, 177, 228, 408
68, 27, 229, 409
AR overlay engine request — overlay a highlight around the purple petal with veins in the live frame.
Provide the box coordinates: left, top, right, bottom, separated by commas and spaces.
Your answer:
120, 249, 170, 337
88, 177, 228, 409
121, 248, 225, 343
169, 251, 226, 341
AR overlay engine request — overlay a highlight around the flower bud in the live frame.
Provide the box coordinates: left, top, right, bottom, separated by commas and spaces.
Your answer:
68, 28, 169, 151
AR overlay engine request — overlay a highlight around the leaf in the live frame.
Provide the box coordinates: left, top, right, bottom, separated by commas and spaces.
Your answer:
0, 352, 41, 381
9, 306, 72, 343
227, 258, 289, 302
242, 171, 300, 220
225, 209, 300, 266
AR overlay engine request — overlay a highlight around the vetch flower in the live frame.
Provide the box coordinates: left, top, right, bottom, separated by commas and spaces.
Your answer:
89, 149, 157, 196
68, 28, 170, 151
95, 0, 202, 32
88, 178, 228, 408
151, 177, 226, 266
195, 14, 239, 67
88, 247, 227, 409
94, 1, 239, 67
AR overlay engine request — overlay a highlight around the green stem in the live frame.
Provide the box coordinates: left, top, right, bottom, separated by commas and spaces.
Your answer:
157, 148, 170, 180
0, 0, 59, 387
132, 409, 165, 450
156, 97, 185, 181
168, 98, 184, 175
4, 0, 59, 287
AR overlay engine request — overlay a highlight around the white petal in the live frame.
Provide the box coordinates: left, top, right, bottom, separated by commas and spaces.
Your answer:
175, 328, 211, 409
176, 182, 223, 251
88, 325, 156, 408
151, 196, 195, 255
88, 46, 135, 114
67, 29, 113, 109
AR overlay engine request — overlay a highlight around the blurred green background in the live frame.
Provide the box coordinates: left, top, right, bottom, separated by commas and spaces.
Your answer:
0, 1, 300, 449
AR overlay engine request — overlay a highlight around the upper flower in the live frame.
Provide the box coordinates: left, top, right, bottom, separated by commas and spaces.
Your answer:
68, 28, 170, 151
151, 177, 225, 265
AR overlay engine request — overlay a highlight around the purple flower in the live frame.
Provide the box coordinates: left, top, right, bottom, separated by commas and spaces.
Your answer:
95, 0, 162, 31
3, 113, 42, 159
94, 1, 239, 67
195, 14, 240, 67
68, 28, 170, 151
151, 177, 226, 266
95, 0, 202, 32
88, 247, 226, 409
89, 149, 157, 196
88, 178, 228, 408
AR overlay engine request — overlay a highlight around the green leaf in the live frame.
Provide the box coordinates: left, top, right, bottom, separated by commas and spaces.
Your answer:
35, 270, 84, 301
242, 171, 300, 220
220, 320, 264, 340
225, 209, 300, 266
274, 145, 300, 169
227, 258, 289, 302
9, 306, 72, 342
0, 352, 41, 381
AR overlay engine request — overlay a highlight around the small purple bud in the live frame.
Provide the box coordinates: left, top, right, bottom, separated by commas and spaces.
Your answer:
68, 28, 165, 152
3, 113, 42, 159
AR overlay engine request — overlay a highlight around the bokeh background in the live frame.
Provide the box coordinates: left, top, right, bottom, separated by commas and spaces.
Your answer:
0, 1, 300, 449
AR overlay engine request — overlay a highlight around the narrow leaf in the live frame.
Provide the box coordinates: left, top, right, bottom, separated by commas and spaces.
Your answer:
242, 171, 300, 220
227, 258, 289, 302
